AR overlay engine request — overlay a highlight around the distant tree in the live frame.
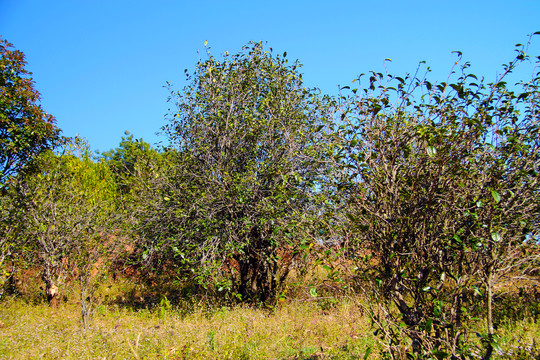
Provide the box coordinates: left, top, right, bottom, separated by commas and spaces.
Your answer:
100, 131, 159, 195
0, 37, 60, 185
136, 42, 335, 303
336, 41, 540, 358
17, 138, 117, 327
100, 132, 165, 273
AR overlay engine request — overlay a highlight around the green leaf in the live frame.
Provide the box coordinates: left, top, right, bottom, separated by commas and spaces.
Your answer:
363, 347, 372, 360
432, 350, 450, 359
491, 190, 501, 203
309, 287, 318, 298
425, 318, 433, 332
491, 232, 501, 242
426, 146, 437, 158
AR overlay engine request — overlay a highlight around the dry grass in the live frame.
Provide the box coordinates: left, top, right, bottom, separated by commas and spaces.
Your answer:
0, 294, 375, 359
2, 272, 540, 359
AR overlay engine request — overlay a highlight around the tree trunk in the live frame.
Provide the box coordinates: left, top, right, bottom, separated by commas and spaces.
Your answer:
80, 284, 90, 330
42, 270, 60, 308
483, 268, 495, 360
45, 281, 59, 308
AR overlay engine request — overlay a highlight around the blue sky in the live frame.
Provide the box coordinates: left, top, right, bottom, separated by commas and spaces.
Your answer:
1, 1, 539, 153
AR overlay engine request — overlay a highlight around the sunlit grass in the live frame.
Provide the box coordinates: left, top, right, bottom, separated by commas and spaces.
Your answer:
2, 272, 540, 359
0, 294, 376, 359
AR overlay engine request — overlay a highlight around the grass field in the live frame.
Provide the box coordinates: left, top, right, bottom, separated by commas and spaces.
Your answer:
0, 289, 376, 359
1, 276, 540, 359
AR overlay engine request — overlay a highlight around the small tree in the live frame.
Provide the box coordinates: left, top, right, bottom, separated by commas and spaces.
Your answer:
336, 40, 539, 358
137, 42, 335, 303
18, 138, 116, 326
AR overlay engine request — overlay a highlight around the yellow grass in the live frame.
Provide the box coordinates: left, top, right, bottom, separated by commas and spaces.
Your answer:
0, 295, 375, 359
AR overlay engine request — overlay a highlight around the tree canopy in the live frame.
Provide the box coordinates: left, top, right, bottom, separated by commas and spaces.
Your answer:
135, 42, 335, 302
0, 37, 60, 185
334, 42, 540, 357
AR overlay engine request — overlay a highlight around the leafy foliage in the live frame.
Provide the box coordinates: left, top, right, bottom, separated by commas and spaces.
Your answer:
335, 39, 540, 357
100, 131, 160, 195
0, 37, 60, 185
136, 42, 335, 303
16, 137, 117, 326
0, 37, 61, 296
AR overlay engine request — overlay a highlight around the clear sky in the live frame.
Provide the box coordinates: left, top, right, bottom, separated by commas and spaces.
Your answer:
1, 1, 539, 153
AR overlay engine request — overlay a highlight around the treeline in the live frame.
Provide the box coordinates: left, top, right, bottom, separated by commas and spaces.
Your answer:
1, 37, 540, 358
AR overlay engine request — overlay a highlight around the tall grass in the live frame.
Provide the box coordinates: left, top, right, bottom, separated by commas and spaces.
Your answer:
2, 270, 540, 359
0, 293, 375, 359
